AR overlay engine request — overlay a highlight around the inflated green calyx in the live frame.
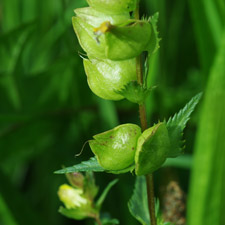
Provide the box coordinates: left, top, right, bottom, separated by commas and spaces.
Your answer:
135, 122, 170, 175
72, 17, 152, 60
87, 0, 137, 14
89, 124, 141, 171
72, 17, 107, 59
74, 7, 129, 28
83, 57, 136, 100
104, 20, 152, 60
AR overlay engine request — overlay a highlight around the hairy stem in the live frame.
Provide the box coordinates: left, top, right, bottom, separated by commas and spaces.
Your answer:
135, 2, 157, 225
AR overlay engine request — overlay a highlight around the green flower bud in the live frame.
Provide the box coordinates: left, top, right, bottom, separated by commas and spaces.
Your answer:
83, 57, 136, 100
87, 0, 138, 14
72, 17, 152, 60
89, 124, 142, 171
135, 122, 170, 176
75, 7, 130, 27
66, 172, 84, 189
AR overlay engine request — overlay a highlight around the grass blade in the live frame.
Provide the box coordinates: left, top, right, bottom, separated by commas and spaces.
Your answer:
188, 31, 225, 225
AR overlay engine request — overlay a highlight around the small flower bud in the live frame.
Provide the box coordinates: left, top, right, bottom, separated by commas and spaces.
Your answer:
66, 172, 84, 189
87, 0, 138, 14
83, 57, 136, 100
89, 124, 141, 171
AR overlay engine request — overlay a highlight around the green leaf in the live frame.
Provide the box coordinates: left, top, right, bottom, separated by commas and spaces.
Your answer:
187, 31, 225, 225
128, 177, 174, 225
0, 194, 18, 225
188, 0, 224, 74
96, 179, 118, 208
54, 158, 134, 175
163, 155, 192, 169
101, 218, 120, 225
147, 12, 161, 55
98, 214, 120, 225
54, 157, 105, 174
166, 92, 202, 157
128, 176, 150, 225
58, 206, 89, 221
116, 81, 155, 104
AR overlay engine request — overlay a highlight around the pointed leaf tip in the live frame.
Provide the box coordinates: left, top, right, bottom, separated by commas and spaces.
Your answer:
54, 157, 105, 174
166, 92, 202, 157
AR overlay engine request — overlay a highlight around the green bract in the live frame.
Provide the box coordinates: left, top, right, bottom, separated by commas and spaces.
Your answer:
72, 17, 152, 60
87, 0, 137, 14
89, 124, 141, 171
83, 57, 136, 100
135, 122, 170, 176
75, 7, 129, 27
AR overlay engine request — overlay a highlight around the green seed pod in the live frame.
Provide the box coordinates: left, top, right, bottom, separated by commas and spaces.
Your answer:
89, 124, 142, 171
83, 57, 136, 100
75, 7, 130, 27
87, 0, 138, 14
72, 17, 152, 60
135, 122, 170, 176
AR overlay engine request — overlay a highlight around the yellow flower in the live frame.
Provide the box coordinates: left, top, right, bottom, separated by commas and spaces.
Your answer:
58, 184, 87, 209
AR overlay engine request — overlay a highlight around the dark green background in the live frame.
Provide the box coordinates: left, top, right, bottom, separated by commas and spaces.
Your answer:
0, 0, 224, 225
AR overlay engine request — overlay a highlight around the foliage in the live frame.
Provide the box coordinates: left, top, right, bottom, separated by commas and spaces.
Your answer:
166, 93, 202, 157
187, 32, 225, 225
0, 0, 224, 224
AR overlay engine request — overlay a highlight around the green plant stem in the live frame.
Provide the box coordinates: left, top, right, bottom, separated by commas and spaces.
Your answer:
135, 2, 157, 225
146, 174, 156, 225
94, 215, 102, 225
139, 101, 157, 225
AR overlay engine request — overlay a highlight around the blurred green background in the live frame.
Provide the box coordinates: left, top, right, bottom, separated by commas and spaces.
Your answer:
0, 0, 224, 225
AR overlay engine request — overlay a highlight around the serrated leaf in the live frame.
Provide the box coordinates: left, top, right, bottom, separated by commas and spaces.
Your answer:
96, 179, 118, 208
54, 158, 134, 175
99, 214, 120, 225
128, 176, 150, 225
54, 157, 105, 174
116, 81, 154, 104
148, 12, 161, 54
166, 93, 202, 157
